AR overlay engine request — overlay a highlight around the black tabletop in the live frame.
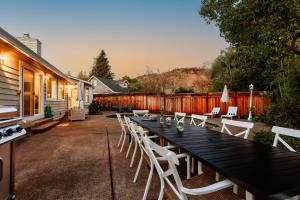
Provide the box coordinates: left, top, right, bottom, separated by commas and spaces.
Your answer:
130, 116, 300, 200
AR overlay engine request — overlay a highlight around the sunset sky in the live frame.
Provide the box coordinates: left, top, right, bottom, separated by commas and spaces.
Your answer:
0, 0, 227, 78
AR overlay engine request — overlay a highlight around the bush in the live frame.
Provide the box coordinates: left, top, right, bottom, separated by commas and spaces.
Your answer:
254, 131, 300, 152
89, 101, 102, 115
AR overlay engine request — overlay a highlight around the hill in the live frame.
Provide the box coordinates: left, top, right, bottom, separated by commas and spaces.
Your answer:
135, 67, 211, 94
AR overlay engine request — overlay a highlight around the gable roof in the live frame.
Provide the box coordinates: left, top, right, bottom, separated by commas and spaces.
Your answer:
67, 75, 92, 85
92, 76, 128, 93
0, 27, 69, 81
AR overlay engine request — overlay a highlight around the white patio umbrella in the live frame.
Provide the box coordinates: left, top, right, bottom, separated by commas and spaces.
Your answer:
221, 85, 229, 103
76, 82, 83, 108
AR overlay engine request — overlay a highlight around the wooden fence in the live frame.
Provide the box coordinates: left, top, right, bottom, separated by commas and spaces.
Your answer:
93, 92, 270, 116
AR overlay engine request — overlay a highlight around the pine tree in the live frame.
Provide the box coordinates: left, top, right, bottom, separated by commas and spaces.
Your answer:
89, 50, 114, 79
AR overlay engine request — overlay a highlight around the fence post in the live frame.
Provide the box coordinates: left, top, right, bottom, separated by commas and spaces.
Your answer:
206, 93, 209, 113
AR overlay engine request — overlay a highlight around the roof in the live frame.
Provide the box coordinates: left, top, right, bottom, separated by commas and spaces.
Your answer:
92, 76, 128, 93
0, 27, 69, 81
67, 75, 92, 85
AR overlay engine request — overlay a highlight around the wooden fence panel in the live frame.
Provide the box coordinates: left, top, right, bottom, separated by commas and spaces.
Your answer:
93, 92, 270, 116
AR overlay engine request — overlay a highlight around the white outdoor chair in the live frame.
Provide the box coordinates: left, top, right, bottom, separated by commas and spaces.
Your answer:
221, 106, 238, 120
221, 119, 254, 139
142, 135, 239, 200
272, 126, 300, 152
133, 110, 149, 117
190, 114, 208, 127
203, 107, 220, 118
116, 113, 128, 153
174, 112, 186, 124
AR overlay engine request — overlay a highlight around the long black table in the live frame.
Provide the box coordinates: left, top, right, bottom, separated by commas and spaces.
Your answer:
130, 116, 300, 200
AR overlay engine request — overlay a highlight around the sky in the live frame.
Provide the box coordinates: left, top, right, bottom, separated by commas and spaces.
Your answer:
0, 0, 227, 78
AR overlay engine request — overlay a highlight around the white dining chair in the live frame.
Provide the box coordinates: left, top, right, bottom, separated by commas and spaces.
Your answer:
133, 110, 149, 117
190, 114, 208, 127
221, 119, 254, 139
116, 113, 128, 153
272, 126, 300, 152
142, 135, 239, 200
174, 112, 186, 124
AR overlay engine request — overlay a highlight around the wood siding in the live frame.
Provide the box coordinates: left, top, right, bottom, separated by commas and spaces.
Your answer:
45, 100, 68, 120
94, 92, 270, 116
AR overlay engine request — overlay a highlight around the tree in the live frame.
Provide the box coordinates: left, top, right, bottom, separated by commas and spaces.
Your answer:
89, 50, 114, 79
77, 70, 89, 81
121, 76, 143, 92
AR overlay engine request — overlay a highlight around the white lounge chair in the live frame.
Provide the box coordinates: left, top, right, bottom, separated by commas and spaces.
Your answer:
203, 107, 220, 118
133, 110, 149, 117
221, 106, 238, 120
272, 126, 300, 152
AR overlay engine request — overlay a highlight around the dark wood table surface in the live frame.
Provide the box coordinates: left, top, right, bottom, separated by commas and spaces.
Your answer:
130, 116, 300, 200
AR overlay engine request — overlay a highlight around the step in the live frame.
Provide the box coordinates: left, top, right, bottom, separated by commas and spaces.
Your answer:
31, 118, 53, 128
30, 121, 60, 134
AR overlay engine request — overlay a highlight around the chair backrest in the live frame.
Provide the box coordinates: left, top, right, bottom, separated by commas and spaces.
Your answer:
116, 113, 122, 123
272, 126, 300, 152
133, 110, 149, 117
211, 107, 220, 115
174, 112, 186, 124
221, 119, 254, 139
141, 134, 188, 200
226, 106, 238, 116
190, 114, 208, 127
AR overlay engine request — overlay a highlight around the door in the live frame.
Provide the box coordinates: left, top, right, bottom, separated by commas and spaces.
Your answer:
23, 69, 34, 116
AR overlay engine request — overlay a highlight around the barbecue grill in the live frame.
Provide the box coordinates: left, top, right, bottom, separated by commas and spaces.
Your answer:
0, 106, 26, 200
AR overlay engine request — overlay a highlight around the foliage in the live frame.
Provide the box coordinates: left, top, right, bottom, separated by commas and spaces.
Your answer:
121, 76, 143, 92
77, 70, 89, 81
175, 87, 194, 93
89, 50, 114, 79
254, 131, 300, 152
89, 100, 102, 115
44, 105, 53, 118
200, 0, 300, 128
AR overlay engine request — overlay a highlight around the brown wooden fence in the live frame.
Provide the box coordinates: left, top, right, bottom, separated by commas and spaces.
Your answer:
93, 92, 270, 116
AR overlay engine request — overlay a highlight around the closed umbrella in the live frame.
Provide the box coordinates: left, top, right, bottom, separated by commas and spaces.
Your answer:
77, 82, 83, 108
221, 85, 229, 103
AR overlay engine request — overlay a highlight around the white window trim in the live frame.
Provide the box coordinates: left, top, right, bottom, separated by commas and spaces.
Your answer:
46, 74, 65, 101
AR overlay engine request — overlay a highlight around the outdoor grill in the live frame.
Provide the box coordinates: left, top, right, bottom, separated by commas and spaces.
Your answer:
0, 106, 26, 200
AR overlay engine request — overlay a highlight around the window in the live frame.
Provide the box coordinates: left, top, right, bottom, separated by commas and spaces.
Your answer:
58, 81, 64, 99
85, 87, 90, 103
46, 76, 57, 99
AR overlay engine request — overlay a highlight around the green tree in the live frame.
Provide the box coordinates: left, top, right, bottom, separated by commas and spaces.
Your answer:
89, 50, 114, 79
121, 76, 143, 92
77, 70, 89, 81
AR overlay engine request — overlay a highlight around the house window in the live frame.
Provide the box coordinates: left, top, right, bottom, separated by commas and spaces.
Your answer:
58, 81, 64, 99
85, 87, 90, 103
47, 76, 58, 99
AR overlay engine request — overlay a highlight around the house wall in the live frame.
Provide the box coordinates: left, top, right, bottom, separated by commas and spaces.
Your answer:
91, 77, 114, 94
0, 39, 68, 120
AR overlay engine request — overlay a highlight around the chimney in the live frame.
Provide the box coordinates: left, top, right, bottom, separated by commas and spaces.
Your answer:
16, 33, 42, 56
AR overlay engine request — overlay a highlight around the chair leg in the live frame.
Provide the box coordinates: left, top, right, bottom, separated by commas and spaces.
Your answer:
197, 161, 203, 175
120, 132, 127, 153
186, 155, 191, 179
246, 191, 254, 200
215, 172, 220, 181
117, 127, 124, 147
133, 147, 143, 183
158, 176, 165, 200
142, 162, 154, 200
191, 157, 195, 174
130, 140, 138, 167
126, 137, 133, 158
233, 184, 238, 194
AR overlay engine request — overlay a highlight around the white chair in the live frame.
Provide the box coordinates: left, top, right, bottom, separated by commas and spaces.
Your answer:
190, 114, 208, 128
133, 110, 149, 117
142, 135, 238, 200
204, 107, 220, 118
116, 113, 128, 153
221, 119, 254, 139
174, 112, 186, 124
272, 126, 300, 152
221, 106, 238, 120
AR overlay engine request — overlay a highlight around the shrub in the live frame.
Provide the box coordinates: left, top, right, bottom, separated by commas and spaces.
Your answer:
254, 131, 300, 152
89, 101, 102, 115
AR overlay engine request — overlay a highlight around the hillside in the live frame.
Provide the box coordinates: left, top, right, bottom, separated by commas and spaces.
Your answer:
135, 67, 211, 94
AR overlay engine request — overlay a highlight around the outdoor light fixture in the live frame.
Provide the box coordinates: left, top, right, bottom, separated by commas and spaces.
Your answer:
0, 54, 6, 64
248, 84, 254, 121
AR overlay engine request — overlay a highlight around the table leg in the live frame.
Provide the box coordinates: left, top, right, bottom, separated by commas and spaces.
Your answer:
246, 191, 254, 200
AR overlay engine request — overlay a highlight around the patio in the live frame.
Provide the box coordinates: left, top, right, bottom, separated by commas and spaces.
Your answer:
15, 114, 161, 200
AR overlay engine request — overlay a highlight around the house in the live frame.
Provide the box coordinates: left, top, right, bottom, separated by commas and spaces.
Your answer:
0, 27, 71, 121
67, 75, 93, 109
89, 76, 128, 94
